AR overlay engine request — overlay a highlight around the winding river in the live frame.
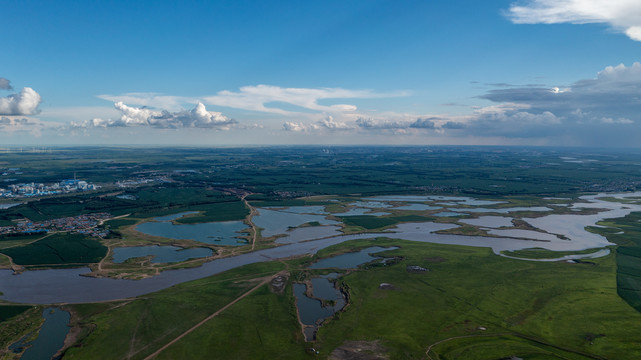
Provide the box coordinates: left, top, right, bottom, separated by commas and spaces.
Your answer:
1, 192, 640, 304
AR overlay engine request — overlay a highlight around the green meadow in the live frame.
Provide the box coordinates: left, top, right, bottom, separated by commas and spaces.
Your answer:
51, 236, 641, 359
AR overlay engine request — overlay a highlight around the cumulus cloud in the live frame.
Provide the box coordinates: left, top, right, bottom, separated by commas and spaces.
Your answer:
0, 78, 12, 90
72, 102, 236, 129
355, 117, 437, 130
507, 0, 641, 41
480, 62, 641, 125
283, 116, 353, 132
285, 115, 466, 134
0, 87, 42, 116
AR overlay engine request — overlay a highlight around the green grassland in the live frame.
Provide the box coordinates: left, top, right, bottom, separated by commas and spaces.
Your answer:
62, 262, 290, 360
50, 236, 641, 359
588, 212, 641, 313
0, 233, 106, 266
311, 239, 641, 359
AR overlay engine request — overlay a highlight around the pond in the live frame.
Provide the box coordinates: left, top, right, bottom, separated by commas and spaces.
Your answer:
293, 274, 346, 341
309, 246, 399, 269
10, 307, 70, 360
111, 246, 213, 263
253, 208, 339, 237
153, 211, 199, 222
135, 212, 249, 246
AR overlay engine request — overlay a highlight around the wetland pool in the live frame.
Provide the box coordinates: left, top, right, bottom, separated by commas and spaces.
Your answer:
135, 213, 249, 246
10, 308, 70, 360
111, 246, 213, 263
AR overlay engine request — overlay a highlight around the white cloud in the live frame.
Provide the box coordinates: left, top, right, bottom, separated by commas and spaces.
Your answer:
97, 93, 189, 111
507, 0, 641, 41
595, 62, 641, 82
282, 116, 353, 132
72, 102, 236, 129
600, 117, 633, 124
0, 78, 12, 90
282, 121, 309, 132
204, 84, 405, 115
481, 62, 641, 124
0, 87, 42, 115
0, 116, 62, 137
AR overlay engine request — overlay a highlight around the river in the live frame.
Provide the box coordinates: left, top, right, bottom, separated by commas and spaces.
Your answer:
1, 192, 639, 304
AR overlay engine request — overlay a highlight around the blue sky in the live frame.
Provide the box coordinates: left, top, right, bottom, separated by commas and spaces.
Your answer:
2, 0, 641, 146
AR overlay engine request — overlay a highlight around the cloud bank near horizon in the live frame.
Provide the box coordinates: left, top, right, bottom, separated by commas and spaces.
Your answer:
56, 61, 641, 146
508, 0, 641, 41
280, 62, 641, 145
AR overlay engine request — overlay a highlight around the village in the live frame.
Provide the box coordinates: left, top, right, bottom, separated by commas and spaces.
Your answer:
0, 212, 112, 238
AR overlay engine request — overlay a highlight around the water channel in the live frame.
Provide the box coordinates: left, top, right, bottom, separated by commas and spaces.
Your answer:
9, 307, 70, 360
1, 192, 640, 304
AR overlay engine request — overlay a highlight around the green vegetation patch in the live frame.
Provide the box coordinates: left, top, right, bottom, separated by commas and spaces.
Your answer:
0, 305, 32, 322
340, 214, 433, 230
589, 212, 641, 314
340, 216, 397, 229
0, 233, 107, 266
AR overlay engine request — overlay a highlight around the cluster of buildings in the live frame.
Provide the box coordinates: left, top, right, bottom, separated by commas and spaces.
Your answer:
0, 179, 99, 198
0, 213, 112, 238
116, 176, 169, 187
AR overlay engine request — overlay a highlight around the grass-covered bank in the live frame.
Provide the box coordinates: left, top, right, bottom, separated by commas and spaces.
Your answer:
49, 237, 641, 359
589, 211, 641, 314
